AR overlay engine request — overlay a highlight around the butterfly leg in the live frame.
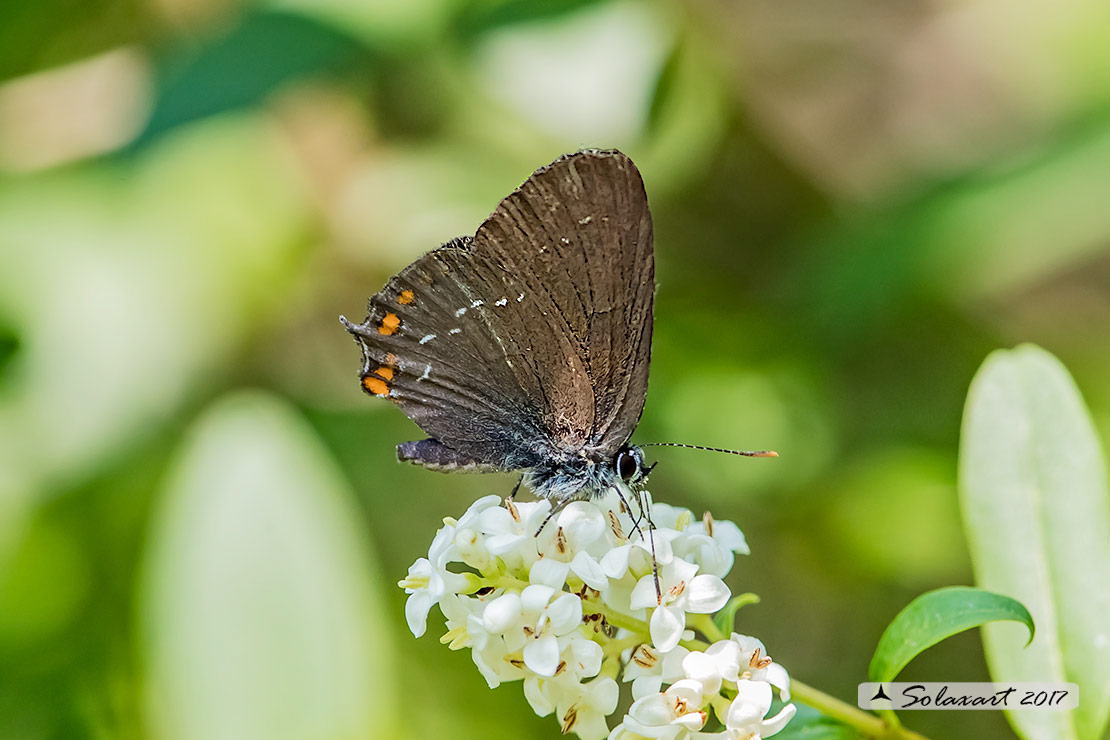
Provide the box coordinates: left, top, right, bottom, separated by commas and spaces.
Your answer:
533, 497, 574, 538
610, 484, 645, 540
640, 489, 662, 605
508, 475, 523, 500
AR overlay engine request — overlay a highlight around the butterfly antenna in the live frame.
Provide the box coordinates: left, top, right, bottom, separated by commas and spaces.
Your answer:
639, 443, 779, 457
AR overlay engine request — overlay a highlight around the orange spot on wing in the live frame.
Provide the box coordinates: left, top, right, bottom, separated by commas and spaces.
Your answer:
362, 375, 389, 396
378, 312, 401, 335
398, 289, 415, 305
362, 365, 395, 396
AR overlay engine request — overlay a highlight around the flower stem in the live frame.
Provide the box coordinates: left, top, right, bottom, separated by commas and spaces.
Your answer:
688, 613, 727, 643
789, 680, 931, 740
581, 601, 651, 636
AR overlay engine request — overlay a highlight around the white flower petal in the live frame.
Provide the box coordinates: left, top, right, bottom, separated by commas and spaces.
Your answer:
659, 645, 691, 681
667, 678, 704, 705
568, 637, 603, 677
713, 519, 750, 554
404, 590, 436, 637
766, 663, 791, 699
404, 557, 433, 584
478, 505, 516, 534
466, 614, 489, 650
731, 633, 766, 657
631, 529, 674, 565
427, 526, 456, 563
668, 557, 699, 585
454, 527, 490, 569
631, 675, 663, 701
629, 574, 662, 610
524, 677, 555, 716
619, 715, 667, 739
558, 502, 607, 550
586, 675, 620, 713
482, 593, 522, 634
650, 605, 686, 653
600, 545, 633, 578
546, 592, 584, 634
646, 502, 682, 529
470, 643, 505, 688
679, 533, 733, 578
684, 574, 730, 614
521, 583, 557, 613
524, 634, 561, 676
673, 711, 707, 731
627, 692, 673, 727
762, 703, 797, 737
486, 532, 528, 555
572, 711, 612, 740
705, 639, 742, 683
530, 557, 571, 589
438, 592, 472, 624
681, 651, 722, 696
457, 494, 502, 529
727, 680, 773, 730
571, 550, 609, 589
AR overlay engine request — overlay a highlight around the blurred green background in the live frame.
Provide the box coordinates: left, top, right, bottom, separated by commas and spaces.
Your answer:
2, 0, 1109, 738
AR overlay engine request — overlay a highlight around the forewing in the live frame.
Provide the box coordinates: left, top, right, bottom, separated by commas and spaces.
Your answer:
344, 237, 552, 469
471, 150, 654, 455
344, 150, 654, 467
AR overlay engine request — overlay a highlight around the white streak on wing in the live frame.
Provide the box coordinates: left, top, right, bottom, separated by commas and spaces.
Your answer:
560, 237, 569, 245
495, 298, 507, 307
516, 293, 524, 302
578, 215, 592, 225
419, 364, 431, 381
419, 334, 436, 344
455, 307, 467, 317
449, 328, 461, 335
470, 300, 483, 308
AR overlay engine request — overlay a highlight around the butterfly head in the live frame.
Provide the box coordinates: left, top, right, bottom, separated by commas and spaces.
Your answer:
614, 445, 654, 486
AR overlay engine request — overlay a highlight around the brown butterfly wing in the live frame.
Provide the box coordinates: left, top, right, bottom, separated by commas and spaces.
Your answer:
343, 150, 654, 469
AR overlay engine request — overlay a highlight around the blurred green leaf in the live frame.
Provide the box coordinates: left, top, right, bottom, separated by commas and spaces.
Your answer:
712, 592, 759, 636
454, 0, 604, 41
806, 120, 1110, 340
772, 704, 861, 740
869, 586, 1033, 683
823, 449, 966, 586
636, 28, 728, 193
959, 344, 1110, 740
0, 323, 18, 386
136, 10, 370, 147
140, 391, 403, 740
0, 0, 152, 82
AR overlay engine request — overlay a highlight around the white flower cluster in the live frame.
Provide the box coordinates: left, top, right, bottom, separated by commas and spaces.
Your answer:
399, 487, 796, 740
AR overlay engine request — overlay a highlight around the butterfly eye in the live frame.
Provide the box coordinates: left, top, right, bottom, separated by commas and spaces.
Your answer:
616, 450, 640, 482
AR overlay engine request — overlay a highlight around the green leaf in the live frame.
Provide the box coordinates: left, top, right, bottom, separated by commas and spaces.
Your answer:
712, 592, 760, 636
868, 586, 1033, 683
140, 392, 405, 740
454, 0, 605, 41
135, 11, 370, 148
772, 704, 861, 740
960, 344, 1110, 740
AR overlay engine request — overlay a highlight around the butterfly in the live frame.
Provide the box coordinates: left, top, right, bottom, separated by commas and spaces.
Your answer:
341, 149, 656, 502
